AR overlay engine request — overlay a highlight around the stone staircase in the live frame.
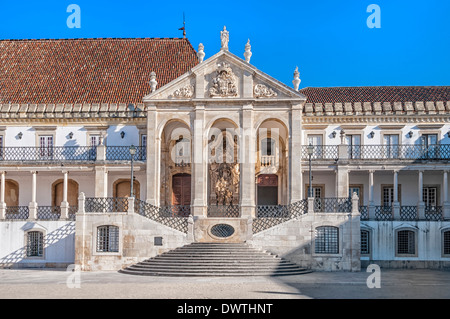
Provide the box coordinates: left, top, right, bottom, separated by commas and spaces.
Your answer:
119, 242, 311, 277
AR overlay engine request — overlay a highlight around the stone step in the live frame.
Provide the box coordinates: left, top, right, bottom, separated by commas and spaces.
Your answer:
120, 242, 311, 277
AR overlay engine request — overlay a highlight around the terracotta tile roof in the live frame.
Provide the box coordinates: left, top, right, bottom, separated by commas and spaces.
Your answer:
299, 86, 450, 105
0, 38, 198, 104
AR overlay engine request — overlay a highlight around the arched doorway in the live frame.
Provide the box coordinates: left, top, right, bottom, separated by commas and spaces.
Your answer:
172, 173, 191, 206
52, 179, 79, 207
113, 179, 140, 199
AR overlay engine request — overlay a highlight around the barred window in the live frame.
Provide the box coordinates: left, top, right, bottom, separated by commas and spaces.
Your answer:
97, 225, 119, 252
397, 230, 415, 255
443, 231, 450, 256
26, 231, 44, 257
361, 230, 370, 255
315, 226, 339, 254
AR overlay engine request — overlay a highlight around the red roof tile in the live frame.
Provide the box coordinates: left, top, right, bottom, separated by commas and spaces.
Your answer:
0, 38, 198, 104
300, 86, 450, 104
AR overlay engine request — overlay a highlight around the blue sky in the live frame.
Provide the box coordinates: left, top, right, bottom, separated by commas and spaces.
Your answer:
0, 0, 448, 88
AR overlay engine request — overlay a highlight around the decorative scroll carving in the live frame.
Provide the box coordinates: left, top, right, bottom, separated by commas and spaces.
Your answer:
209, 63, 238, 97
253, 84, 277, 98
172, 85, 194, 98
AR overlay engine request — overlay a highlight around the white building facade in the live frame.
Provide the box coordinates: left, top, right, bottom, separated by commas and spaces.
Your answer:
0, 32, 449, 271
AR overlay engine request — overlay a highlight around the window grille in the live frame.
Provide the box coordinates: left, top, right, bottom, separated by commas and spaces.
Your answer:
96, 225, 119, 252
397, 230, 415, 255
315, 226, 339, 254
26, 231, 44, 257
443, 231, 450, 255
361, 230, 370, 255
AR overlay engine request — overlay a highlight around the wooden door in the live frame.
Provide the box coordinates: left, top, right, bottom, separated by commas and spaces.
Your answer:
172, 174, 191, 206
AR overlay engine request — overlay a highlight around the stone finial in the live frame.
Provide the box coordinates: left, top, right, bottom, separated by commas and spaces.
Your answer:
197, 43, 205, 63
149, 71, 157, 92
292, 66, 301, 91
244, 39, 252, 63
220, 26, 229, 51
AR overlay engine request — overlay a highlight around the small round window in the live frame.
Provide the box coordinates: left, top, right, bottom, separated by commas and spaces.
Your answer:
210, 224, 235, 238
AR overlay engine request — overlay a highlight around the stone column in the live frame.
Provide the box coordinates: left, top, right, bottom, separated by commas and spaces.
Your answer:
146, 104, 159, 206
335, 166, 349, 198
240, 103, 256, 218
368, 170, 375, 218
418, 170, 425, 219
443, 171, 450, 219
392, 170, 400, 219
191, 105, 207, 217
60, 170, 69, 219
290, 103, 303, 203
94, 166, 108, 198
0, 171, 5, 219
29, 171, 38, 219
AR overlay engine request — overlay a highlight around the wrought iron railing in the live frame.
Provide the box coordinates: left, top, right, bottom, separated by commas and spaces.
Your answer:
374, 206, 393, 221
359, 206, 368, 220
85, 197, 128, 213
207, 205, 240, 217
134, 199, 189, 233
253, 200, 308, 233
0, 146, 96, 162
68, 206, 78, 221
159, 205, 191, 217
301, 145, 338, 160
349, 144, 450, 161
400, 206, 418, 221
5, 206, 29, 220
425, 206, 443, 221
313, 197, 352, 213
37, 206, 61, 220
105, 146, 146, 161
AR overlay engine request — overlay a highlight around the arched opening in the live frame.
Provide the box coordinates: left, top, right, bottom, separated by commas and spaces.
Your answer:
256, 174, 278, 205
52, 179, 79, 207
113, 179, 140, 200
4, 179, 19, 206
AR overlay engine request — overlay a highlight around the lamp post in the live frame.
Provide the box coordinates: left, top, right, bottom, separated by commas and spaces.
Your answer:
129, 145, 136, 197
307, 143, 314, 198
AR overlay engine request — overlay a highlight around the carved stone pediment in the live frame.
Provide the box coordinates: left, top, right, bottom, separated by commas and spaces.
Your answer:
172, 84, 194, 99
254, 84, 277, 98
209, 63, 238, 98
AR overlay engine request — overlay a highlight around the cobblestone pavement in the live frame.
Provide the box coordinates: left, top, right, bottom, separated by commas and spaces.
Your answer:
0, 268, 449, 299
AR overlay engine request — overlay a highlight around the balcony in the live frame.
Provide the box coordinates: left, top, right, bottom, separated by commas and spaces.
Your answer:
0, 146, 146, 163
302, 144, 450, 161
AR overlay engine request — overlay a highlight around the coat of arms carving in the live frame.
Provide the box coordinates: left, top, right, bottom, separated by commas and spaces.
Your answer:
209, 63, 238, 97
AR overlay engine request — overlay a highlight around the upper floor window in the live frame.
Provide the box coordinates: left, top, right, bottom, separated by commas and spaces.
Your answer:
39, 135, 53, 158
383, 134, 399, 158
90, 134, 101, 147
346, 134, 361, 159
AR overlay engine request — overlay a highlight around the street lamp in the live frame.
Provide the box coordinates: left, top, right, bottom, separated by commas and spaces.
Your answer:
129, 145, 136, 198
307, 143, 314, 198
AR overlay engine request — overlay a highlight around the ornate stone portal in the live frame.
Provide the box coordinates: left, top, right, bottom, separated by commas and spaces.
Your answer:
209, 162, 240, 206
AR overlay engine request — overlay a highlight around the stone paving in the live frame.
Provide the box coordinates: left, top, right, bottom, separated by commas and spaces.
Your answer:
0, 268, 449, 299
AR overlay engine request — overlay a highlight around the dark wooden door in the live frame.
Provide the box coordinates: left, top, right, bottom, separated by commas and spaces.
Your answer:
172, 174, 191, 206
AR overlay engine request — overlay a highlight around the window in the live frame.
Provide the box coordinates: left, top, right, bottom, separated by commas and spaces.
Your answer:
261, 138, 276, 166
349, 185, 362, 204
397, 230, 416, 255
381, 185, 401, 207
423, 187, 438, 208
315, 226, 339, 254
90, 135, 101, 147
140, 134, 147, 160
96, 225, 119, 253
383, 134, 399, 158
307, 135, 323, 158
26, 231, 44, 257
443, 230, 450, 256
346, 134, 361, 159
421, 134, 439, 159
39, 135, 53, 158
361, 230, 370, 255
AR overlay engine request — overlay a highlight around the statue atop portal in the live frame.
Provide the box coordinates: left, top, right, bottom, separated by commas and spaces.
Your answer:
220, 26, 229, 51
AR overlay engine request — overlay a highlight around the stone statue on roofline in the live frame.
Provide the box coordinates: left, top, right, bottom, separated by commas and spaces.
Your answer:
220, 26, 229, 51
